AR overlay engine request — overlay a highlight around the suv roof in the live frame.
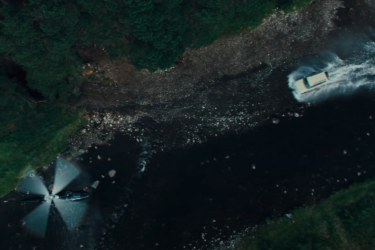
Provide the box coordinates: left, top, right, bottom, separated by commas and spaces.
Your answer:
306, 72, 328, 87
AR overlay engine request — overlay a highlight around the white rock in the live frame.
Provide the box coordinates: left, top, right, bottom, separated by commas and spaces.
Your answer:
201, 233, 206, 240
272, 118, 280, 124
97, 155, 101, 160
108, 170, 116, 178
91, 180, 100, 189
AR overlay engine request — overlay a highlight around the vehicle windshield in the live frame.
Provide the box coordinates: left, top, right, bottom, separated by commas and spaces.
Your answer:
303, 79, 310, 88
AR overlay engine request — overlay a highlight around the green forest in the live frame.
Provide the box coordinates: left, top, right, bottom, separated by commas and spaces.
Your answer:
236, 178, 375, 250
0, 0, 313, 100
0, 67, 86, 197
0, 0, 313, 197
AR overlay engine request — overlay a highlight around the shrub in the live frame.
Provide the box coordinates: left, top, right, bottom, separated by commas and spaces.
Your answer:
0, 70, 86, 197
236, 179, 375, 250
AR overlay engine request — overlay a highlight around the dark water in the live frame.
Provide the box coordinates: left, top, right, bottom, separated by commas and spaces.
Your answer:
95, 90, 375, 250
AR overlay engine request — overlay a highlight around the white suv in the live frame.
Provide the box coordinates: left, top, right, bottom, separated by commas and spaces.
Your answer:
294, 72, 330, 94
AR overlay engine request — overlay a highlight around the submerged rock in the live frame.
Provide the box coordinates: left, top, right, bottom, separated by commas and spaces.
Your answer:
91, 180, 100, 189
108, 170, 116, 178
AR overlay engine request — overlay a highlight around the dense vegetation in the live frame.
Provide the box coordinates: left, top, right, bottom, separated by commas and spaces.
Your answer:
0, 0, 313, 100
0, 68, 86, 197
236, 179, 375, 250
0, 0, 313, 197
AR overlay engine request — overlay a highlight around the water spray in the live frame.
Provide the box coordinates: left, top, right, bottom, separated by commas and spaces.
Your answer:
289, 41, 375, 103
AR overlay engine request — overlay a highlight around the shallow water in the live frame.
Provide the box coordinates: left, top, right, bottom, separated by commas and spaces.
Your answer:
96, 91, 375, 250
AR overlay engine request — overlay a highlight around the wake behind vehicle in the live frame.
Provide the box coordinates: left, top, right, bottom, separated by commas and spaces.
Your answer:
294, 72, 330, 94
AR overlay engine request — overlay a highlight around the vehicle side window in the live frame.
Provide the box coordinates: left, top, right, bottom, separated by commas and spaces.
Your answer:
303, 79, 310, 88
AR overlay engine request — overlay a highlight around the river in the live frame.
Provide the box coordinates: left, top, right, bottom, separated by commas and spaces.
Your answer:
2, 17, 375, 250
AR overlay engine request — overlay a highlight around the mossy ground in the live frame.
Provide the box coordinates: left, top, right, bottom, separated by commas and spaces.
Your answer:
0, 103, 87, 198
236, 178, 375, 250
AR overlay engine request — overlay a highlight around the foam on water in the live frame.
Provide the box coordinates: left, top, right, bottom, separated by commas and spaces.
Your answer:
289, 41, 375, 103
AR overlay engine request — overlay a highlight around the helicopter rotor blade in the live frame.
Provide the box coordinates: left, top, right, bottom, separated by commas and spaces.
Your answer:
53, 199, 87, 230
18, 175, 49, 196
22, 202, 51, 237
52, 158, 80, 195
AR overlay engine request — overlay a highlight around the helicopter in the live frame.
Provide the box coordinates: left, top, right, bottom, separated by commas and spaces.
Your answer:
4, 190, 89, 203
4, 157, 89, 236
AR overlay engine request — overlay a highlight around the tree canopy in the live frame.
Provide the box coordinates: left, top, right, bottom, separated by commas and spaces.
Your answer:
0, 0, 313, 100
0, 68, 86, 197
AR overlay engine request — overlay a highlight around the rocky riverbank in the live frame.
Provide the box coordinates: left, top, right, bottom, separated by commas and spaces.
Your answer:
67, 0, 375, 157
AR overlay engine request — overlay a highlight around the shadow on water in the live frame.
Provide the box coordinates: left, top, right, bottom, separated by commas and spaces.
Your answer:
102, 90, 375, 250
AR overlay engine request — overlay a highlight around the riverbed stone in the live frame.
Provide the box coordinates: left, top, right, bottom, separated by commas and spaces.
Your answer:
108, 170, 116, 178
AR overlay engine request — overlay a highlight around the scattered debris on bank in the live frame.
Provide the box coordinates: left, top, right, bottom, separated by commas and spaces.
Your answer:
70, 0, 350, 157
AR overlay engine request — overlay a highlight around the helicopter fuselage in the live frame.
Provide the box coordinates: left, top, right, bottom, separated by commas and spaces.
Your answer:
57, 190, 89, 201
4, 191, 89, 203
